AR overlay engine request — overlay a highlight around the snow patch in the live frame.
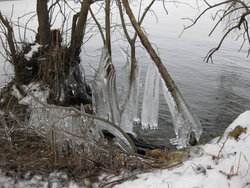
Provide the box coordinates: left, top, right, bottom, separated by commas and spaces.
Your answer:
11, 85, 23, 100
24, 43, 41, 61
18, 83, 49, 107
10, 83, 49, 107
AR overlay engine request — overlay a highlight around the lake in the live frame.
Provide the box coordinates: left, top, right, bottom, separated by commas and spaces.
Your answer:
0, 0, 249, 147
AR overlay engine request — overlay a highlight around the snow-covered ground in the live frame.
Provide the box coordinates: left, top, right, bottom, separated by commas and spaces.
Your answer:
115, 111, 250, 188
0, 111, 250, 187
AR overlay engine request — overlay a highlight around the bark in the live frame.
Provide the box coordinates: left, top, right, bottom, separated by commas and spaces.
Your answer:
37, 0, 51, 45
70, 12, 79, 48
121, 0, 181, 109
36, 0, 92, 105
70, 0, 92, 60
130, 42, 137, 82
105, 0, 111, 56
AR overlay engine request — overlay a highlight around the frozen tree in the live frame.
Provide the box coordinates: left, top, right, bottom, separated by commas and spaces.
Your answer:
0, 0, 208, 149
92, 48, 120, 125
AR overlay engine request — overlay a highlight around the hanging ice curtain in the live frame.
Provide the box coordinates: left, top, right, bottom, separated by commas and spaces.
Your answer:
141, 63, 160, 129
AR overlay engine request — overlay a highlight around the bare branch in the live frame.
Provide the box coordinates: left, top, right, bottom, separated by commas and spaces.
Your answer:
0, 12, 16, 61
105, 0, 111, 56
117, 0, 132, 44
89, 7, 106, 45
205, 25, 240, 63
133, 0, 156, 41
182, 0, 250, 62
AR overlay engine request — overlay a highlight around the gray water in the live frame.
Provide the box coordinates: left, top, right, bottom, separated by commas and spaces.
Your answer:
0, 0, 249, 147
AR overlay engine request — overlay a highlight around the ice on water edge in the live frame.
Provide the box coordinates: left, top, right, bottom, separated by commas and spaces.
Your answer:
119, 58, 140, 133
161, 78, 202, 148
92, 48, 120, 125
93, 47, 140, 134
141, 63, 160, 130
28, 106, 135, 155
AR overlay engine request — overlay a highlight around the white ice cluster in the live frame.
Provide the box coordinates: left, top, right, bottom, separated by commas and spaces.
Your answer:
92, 48, 140, 134
141, 63, 159, 130
119, 57, 140, 133
161, 78, 202, 148
92, 48, 120, 125
92, 48, 202, 149
28, 106, 135, 154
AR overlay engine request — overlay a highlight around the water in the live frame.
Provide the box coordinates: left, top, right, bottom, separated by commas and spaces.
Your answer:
0, 0, 249, 147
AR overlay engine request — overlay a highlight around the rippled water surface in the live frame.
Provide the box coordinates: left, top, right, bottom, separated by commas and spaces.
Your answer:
0, 0, 249, 147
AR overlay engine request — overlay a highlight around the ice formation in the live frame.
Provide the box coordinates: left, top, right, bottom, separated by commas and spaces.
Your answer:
119, 57, 140, 133
24, 43, 41, 60
14, 83, 49, 107
161, 79, 202, 149
92, 48, 121, 125
22, 75, 135, 154
28, 107, 93, 155
56, 64, 91, 104
28, 106, 135, 154
93, 47, 140, 134
141, 63, 160, 130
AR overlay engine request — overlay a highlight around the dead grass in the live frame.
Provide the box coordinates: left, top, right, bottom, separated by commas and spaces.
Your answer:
0, 84, 183, 186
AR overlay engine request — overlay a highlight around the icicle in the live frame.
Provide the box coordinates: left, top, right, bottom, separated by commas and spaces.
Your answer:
141, 63, 160, 130
92, 47, 140, 134
58, 81, 65, 103
161, 79, 202, 149
28, 107, 93, 156
118, 46, 140, 134
133, 66, 140, 124
28, 106, 135, 153
119, 58, 140, 133
119, 57, 131, 109
92, 48, 120, 125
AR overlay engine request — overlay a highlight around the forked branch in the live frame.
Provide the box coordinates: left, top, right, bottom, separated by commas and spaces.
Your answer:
182, 0, 250, 63
0, 11, 16, 62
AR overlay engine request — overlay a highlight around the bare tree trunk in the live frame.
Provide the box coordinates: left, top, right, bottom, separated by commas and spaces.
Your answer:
130, 42, 137, 82
37, 0, 51, 45
105, 0, 111, 57
70, 0, 92, 61
36, 0, 92, 104
121, 0, 181, 107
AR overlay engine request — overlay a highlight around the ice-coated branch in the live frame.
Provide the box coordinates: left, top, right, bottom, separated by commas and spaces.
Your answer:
17, 82, 136, 153
93, 47, 140, 134
119, 52, 140, 133
92, 48, 120, 125
161, 79, 202, 148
